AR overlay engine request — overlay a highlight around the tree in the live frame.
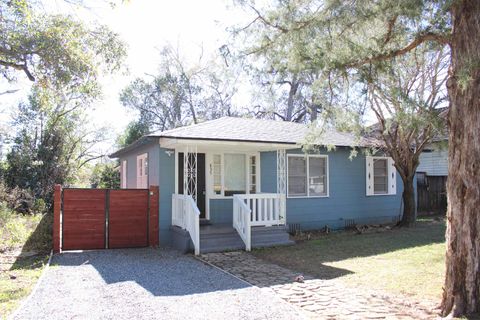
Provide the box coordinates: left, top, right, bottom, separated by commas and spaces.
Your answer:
364, 46, 448, 226
116, 120, 150, 148
234, 0, 478, 316
90, 162, 120, 189
5, 86, 109, 205
120, 45, 240, 132
0, 0, 126, 89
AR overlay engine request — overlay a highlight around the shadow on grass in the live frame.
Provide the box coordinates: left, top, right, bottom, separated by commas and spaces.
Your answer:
10, 212, 52, 271
254, 217, 446, 280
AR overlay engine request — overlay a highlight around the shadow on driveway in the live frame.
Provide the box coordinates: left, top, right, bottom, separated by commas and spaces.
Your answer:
54, 248, 249, 296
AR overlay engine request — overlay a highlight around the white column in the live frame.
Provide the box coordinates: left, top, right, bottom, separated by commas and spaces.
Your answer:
183, 145, 198, 202
276, 149, 287, 225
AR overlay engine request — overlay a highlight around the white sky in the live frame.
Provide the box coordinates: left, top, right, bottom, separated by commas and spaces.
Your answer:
0, 0, 251, 154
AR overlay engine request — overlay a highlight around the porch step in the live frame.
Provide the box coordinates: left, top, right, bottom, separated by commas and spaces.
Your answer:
199, 225, 294, 253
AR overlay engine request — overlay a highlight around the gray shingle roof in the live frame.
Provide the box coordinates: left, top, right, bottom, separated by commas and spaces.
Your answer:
151, 117, 366, 146
110, 117, 371, 158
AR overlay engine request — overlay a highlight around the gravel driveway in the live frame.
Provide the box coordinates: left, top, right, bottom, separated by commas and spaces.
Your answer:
12, 248, 304, 320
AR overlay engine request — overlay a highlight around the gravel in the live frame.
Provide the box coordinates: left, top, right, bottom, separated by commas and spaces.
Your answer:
12, 248, 304, 320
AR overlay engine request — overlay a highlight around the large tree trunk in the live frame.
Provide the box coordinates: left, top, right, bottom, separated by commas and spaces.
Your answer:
399, 176, 416, 227
441, 0, 480, 317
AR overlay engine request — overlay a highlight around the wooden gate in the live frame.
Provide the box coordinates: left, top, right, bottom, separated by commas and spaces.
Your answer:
53, 185, 159, 253
417, 173, 447, 214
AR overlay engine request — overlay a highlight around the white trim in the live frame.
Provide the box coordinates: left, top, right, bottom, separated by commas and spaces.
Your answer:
286, 154, 329, 198
366, 156, 397, 196
160, 137, 297, 151
121, 160, 127, 189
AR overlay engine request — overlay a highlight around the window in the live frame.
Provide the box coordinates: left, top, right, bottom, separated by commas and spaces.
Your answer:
224, 153, 246, 196
249, 155, 257, 194
121, 160, 127, 189
213, 154, 222, 195
287, 155, 328, 197
373, 159, 388, 194
136, 153, 148, 189
210, 153, 259, 197
366, 156, 396, 196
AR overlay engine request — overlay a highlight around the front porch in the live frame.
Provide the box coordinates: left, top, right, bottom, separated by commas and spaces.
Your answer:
164, 137, 291, 254
171, 192, 293, 254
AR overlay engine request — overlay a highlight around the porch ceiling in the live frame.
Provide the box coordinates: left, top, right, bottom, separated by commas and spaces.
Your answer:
159, 137, 298, 152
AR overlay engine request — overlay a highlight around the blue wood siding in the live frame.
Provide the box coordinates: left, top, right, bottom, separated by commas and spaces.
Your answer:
158, 147, 175, 245
209, 199, 233, 224
260, 148, 404, 230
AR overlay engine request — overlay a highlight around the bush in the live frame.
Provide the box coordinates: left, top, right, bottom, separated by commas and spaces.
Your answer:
0, 182, 47, 214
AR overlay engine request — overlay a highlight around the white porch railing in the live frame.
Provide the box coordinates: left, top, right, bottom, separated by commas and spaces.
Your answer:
235, 193, 283, 226
233, 195, 251, 251
172, 194, 201, 255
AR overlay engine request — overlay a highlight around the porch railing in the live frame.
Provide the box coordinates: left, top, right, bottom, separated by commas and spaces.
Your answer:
172, 194, 200, 255
233, 195, 251, 251
235, 193, 283, 226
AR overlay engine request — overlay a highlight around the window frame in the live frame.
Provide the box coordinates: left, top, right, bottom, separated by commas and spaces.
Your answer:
208, 152, 260, 199
287, 154, 329, 198
366, 156, 396, 196
136, 153, 148, 189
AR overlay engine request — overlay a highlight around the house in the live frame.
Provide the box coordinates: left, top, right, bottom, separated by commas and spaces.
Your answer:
110, 117, 404, 254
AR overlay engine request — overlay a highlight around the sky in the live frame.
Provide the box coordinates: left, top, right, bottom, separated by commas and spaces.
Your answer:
0, 0, 251, 155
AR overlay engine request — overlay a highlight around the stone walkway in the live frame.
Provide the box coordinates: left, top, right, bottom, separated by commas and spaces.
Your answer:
199, 252, 441, 320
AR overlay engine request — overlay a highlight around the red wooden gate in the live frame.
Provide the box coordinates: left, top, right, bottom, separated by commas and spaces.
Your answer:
53, 185, 159, 253
62, 189, 106, 250
109, 190, 149, 248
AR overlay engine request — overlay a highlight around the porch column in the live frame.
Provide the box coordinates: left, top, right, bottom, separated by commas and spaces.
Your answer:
183, 145, 198, 202
276, 149, 287, 224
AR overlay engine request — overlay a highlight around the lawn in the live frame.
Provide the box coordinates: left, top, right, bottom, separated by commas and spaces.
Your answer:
0, 209, 51, 319
254, 217, 446, 302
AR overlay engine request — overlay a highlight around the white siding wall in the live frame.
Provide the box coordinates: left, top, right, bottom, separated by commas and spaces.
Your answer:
417, 149, 448, 176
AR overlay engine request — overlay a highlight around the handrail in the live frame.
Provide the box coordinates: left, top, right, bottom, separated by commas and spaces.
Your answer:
172, 194, 201, 255
235, 193, 283, 227
233, 195, 251, 251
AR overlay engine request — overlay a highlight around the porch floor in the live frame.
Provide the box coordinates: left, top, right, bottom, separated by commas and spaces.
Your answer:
199, 224, 294, 254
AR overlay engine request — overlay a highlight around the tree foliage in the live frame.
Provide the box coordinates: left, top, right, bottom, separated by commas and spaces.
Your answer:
120, 45, 240, 132
0, 0, 127, 90
90, 162, 120, 189
116, 120, 150, 148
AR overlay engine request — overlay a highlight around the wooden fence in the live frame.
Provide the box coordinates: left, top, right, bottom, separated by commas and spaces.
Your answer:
53, 185, 159, 253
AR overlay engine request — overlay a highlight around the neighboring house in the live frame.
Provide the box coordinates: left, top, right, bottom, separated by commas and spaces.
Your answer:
416, 139, 448, 214
110, 117, 404, 254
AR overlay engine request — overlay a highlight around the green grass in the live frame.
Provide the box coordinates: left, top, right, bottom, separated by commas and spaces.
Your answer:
0, 208, 51, 319
254, 217, 446, 302
0, 255, 49, 319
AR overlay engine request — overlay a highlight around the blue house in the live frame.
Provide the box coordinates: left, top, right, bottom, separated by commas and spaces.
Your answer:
110, 117, 403, 254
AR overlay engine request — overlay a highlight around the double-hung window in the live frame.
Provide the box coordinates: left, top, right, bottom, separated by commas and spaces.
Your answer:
366, 156, 396, 196
210, 153, 259, 197
287, 155, 328, 197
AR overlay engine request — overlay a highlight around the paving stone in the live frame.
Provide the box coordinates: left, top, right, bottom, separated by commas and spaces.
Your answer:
200, 251, 439, 320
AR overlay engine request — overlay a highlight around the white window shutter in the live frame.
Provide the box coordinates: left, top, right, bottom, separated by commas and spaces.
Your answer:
366, 156, 374, 196
388, 157, 397, 195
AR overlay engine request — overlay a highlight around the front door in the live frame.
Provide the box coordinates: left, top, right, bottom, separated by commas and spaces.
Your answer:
178, 152, 206, 219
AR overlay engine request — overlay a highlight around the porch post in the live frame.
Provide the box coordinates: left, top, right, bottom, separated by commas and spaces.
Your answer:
183, 145, 198, 202
276, 149, 287, 224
